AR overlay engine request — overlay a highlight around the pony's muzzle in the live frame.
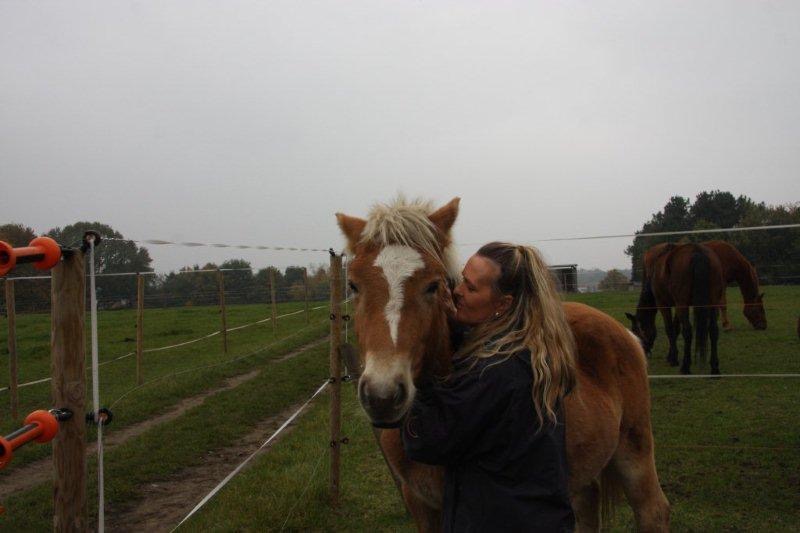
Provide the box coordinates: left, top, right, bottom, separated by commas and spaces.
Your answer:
358, 377, 409, 426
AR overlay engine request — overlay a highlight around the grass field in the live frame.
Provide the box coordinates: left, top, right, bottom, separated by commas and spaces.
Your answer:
0, 286, 798, 531
184, 285, 799, 532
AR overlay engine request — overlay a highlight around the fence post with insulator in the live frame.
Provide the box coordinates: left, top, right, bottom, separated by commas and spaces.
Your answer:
329, 250, 343, 507
51, 246, 88, 531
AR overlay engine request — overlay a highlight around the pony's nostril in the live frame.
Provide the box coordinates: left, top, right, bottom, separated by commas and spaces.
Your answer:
358, 379, 368, 400
394, 382, 407, 406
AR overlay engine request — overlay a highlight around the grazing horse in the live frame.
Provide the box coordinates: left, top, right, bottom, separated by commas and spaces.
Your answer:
629, 243, 724, 374
337, 197, 669, 532
701, 240, 766, 331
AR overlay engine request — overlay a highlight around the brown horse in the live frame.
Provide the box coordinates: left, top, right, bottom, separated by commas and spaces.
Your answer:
337, 197, 669, 532
701, 240, 766, 330
629, 243, 724, 374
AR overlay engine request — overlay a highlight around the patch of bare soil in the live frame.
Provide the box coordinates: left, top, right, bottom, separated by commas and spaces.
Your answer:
0, 336, 328, 500
105, 400, 313, 532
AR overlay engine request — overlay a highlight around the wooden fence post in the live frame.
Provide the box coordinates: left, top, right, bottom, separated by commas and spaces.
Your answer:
303, 267, 310, 325
218, 270, 228, 354
5, 279, 18, 421
136, 274, 144, 385
329, 252, 343, 507
269, 269, 278, 337
51, 250, 87, 532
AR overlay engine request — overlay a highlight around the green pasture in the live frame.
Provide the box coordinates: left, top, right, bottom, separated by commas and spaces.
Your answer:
186, 285, 799, 532
0, 298, 330, 471
0, 286, 797, 531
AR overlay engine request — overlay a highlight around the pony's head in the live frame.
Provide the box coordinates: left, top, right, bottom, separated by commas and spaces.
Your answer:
336, 197, 460, 427
629, 280, 658, 354
744, 266, 767, 330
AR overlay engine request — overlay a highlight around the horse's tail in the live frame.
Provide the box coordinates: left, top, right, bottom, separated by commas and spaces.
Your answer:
599, 464, 625, 528
691, 247, 711, 360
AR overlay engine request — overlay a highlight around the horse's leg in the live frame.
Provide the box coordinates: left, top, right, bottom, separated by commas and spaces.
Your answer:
565, 383, 620, 533
720, 290, 733, 331
610, 426, 670, 532
379, 430, 444, 532
659, 307, 678, 366
678, 308, 692, 374
693, 306, 708, 363
401, 483, 442, 533
570, 480, 600, 533
709, 308, 721, 374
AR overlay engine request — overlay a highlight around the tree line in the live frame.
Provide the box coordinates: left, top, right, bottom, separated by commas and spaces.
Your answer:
0, 221, 332, 313
625, 191, 799, 284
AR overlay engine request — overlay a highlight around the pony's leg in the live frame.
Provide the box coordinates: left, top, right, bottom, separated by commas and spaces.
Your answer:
693, 306, 709, 363
709, 308, 721, 374
678, 308, 693, 374
659, 307, 678, 366
571, 481, 600, 533
401, 483, 442, 533
611, 427, 670, 532
720, 290, 733, 331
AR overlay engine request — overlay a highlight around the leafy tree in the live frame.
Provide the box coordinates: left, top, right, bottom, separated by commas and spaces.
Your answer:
626, 192, 799, 285
729, 202, 800, 285
284, 266, 306, 287
220, 259, 254, 305
255, 266, 285, 302
690, 190, 752, 230
598, 269, 630, 291
47, 222, 153, 307
625, 196, 692, 281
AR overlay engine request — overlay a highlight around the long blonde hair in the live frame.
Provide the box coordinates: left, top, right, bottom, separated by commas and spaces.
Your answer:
456, 242, 577, 426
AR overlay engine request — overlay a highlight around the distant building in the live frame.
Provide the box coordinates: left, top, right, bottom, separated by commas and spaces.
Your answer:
549, 264, 577, 293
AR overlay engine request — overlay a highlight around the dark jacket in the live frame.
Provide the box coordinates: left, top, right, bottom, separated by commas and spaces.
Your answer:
402, 349, 574, 533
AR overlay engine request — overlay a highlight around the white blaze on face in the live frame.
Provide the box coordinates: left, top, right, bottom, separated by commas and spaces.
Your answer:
374, 245, 425, 346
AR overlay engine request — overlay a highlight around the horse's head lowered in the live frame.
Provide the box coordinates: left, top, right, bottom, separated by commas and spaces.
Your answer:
336, 197, 460, 427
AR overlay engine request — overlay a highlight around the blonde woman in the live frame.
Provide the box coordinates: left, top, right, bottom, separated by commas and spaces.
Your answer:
403, 242, 577, 533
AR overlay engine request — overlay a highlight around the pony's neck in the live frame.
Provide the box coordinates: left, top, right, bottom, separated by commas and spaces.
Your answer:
733, 262, 760, 301
636, 279, 658, 322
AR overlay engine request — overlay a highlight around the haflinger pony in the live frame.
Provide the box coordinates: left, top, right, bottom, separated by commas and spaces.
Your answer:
701, 240, 766, 331
337, 197, 669, 532
628, 242, 724, 374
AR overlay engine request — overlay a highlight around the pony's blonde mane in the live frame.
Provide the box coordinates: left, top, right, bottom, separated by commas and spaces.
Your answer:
360, 196, 460, 281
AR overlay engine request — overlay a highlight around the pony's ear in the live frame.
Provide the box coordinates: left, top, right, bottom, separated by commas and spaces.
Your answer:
429, 197, 460, 237
625, 312, 636, 323
336, 213, 367, 251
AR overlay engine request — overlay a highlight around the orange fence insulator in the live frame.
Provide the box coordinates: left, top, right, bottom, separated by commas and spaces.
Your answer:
0, 409, 71, 469
0, 236, 62, 277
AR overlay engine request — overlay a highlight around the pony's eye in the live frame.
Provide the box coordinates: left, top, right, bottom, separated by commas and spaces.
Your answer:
425, 281, 439, 295
348, 281, 359, 294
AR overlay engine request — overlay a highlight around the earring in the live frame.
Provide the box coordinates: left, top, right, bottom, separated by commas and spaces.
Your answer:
494, 312, 500, 317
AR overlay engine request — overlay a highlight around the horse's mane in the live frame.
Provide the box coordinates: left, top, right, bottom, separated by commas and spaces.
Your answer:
360, 196, 461, 282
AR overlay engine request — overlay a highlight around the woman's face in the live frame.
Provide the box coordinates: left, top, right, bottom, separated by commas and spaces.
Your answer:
452, 254, 511, 326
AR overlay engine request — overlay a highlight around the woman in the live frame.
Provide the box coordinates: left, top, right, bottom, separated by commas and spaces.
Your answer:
402, 242, 577, 532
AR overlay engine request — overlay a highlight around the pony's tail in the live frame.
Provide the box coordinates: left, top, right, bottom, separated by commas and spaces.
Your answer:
692, 248, 711, 361
599, 465, 624, 528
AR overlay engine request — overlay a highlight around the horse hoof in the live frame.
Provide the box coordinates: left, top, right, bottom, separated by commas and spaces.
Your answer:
711, 368, 721, 375
680, 367, 691, 375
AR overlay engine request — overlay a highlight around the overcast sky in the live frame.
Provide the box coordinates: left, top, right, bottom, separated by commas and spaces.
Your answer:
2, 1, 798, 274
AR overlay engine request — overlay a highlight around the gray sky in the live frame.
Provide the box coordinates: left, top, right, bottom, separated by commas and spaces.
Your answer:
2, 1, 798, 274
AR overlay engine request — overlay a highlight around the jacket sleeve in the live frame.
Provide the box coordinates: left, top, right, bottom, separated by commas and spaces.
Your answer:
402, 361, 513, 465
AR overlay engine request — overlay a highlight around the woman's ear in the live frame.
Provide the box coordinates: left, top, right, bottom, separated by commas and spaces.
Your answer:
496, 294, 513, 316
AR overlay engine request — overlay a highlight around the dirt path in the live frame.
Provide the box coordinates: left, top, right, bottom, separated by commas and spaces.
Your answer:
105, 399, 314, 532
0, 336, 328, 500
